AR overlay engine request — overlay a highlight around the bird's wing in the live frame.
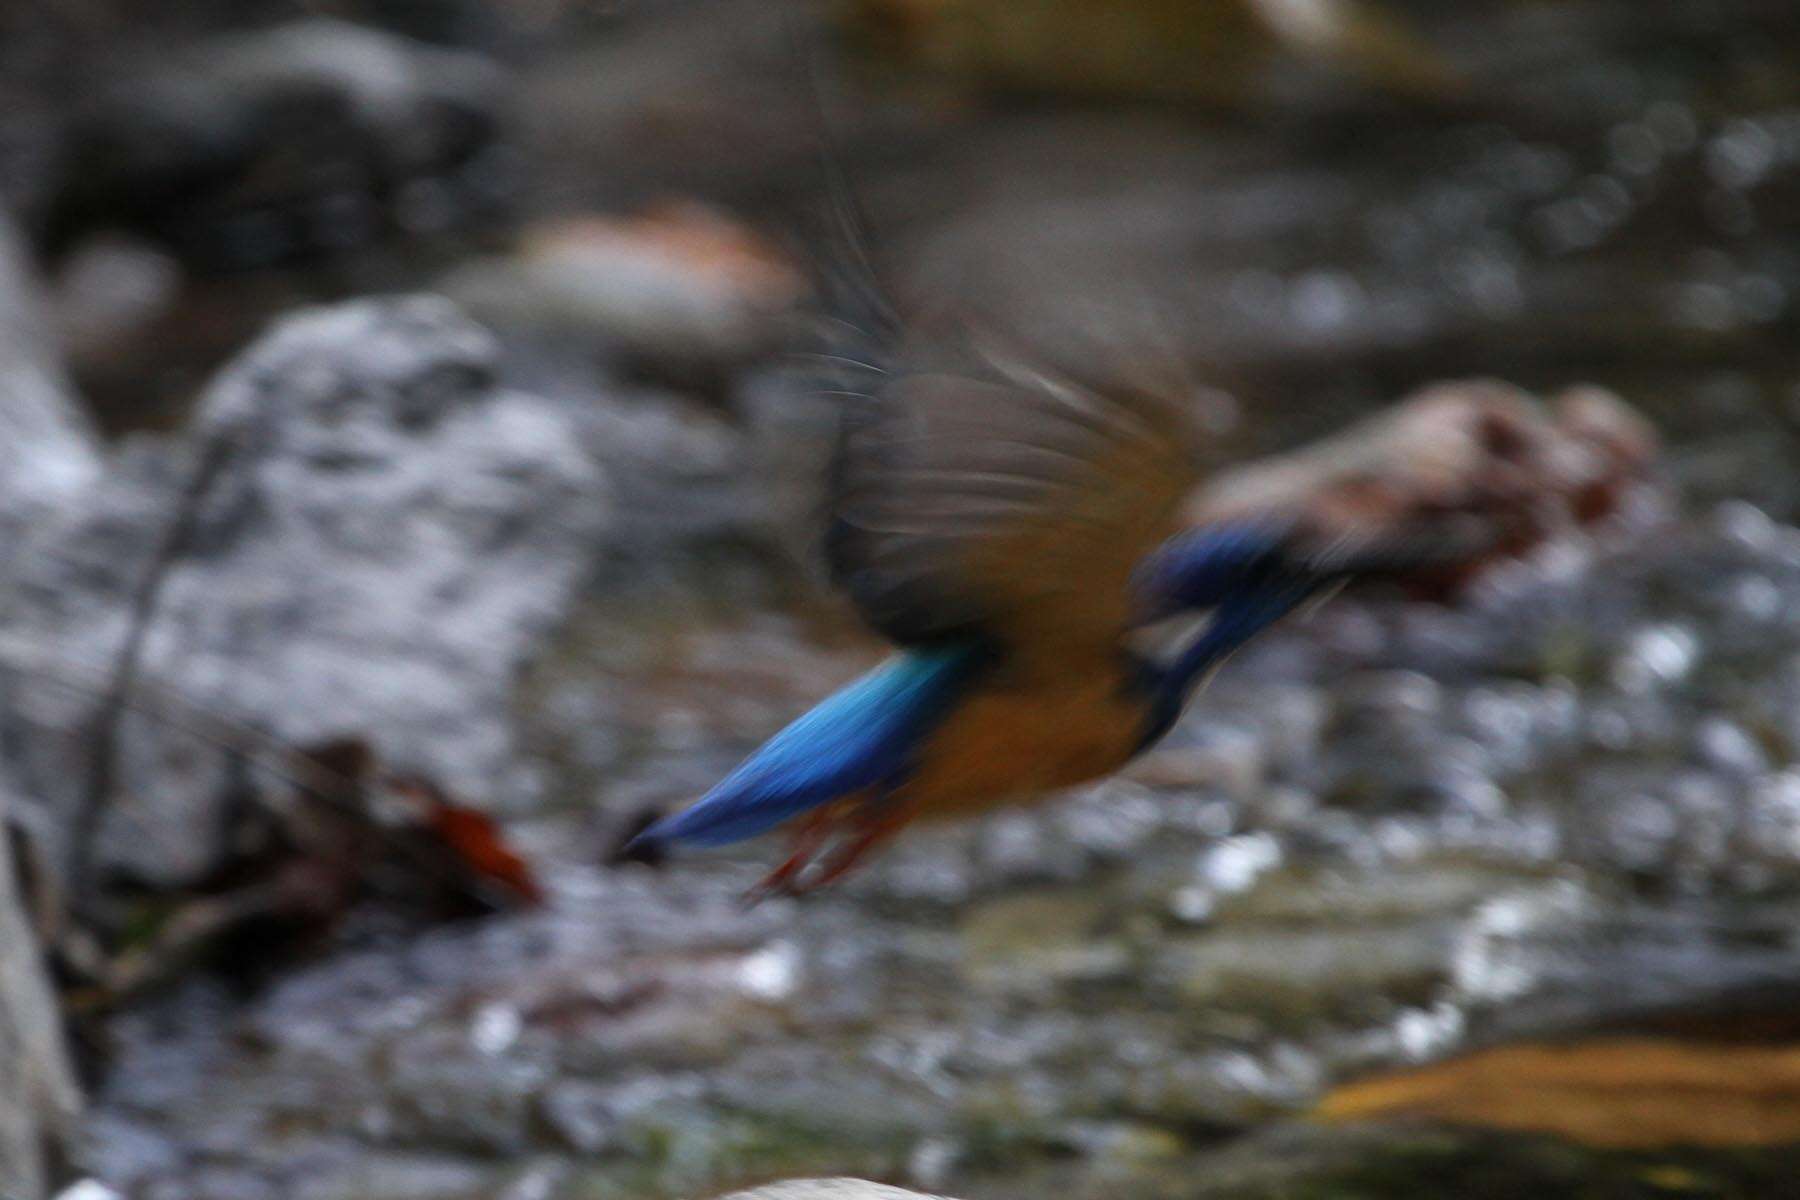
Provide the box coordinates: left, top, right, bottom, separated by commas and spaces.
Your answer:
825, 350, 1201, 673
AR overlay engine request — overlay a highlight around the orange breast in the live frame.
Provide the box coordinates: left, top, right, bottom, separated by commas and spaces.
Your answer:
899, 672, 1149, 820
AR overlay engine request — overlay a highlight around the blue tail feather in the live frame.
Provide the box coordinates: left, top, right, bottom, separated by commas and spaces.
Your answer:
631, 643, 986, 849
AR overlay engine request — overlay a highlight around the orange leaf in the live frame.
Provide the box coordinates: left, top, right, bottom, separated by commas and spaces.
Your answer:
423, 798, 545, 907
1318, 1038, 1800, 1149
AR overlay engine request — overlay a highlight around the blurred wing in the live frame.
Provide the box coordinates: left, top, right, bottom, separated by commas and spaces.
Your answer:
825, 358, 1200, 670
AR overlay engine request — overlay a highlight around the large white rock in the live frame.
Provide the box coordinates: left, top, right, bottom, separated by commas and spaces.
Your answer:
718, 1182, 950, 1200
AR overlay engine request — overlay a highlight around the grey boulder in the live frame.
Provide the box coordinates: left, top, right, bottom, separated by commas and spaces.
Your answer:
1, 295, 610, 889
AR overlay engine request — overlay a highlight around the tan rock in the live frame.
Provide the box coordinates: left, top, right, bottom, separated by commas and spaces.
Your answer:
1192, 378, 1660, 593
445, 201, 807, 383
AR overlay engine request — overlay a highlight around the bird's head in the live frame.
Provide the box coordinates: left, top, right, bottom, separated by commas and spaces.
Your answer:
1129, 519, 1292, 627
1131, 511, 1494, 627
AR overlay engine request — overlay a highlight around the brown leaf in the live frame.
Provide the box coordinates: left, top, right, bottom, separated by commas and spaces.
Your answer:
1317, 1038, 1800, 1149
388, 777, 545, 907
425, 801, 544, 907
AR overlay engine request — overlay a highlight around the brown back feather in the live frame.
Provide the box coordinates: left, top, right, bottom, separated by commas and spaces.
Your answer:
825, 344, 1201, 677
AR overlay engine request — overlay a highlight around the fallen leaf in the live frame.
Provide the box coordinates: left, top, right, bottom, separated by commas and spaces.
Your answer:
417, 787, 546, 907
1318, 1038, 1800, 1149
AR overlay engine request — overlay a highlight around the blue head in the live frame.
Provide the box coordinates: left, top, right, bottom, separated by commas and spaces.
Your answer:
1129, 519, 1326, 747
1129, 520, 1291, 626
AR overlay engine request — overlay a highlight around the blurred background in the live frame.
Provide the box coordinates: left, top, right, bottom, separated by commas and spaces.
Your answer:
5, 2, 1800, 1198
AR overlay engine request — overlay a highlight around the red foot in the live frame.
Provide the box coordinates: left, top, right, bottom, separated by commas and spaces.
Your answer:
740, 798, 909, 906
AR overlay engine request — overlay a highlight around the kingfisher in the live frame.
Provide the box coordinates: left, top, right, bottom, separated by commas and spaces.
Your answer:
631, 313, 1439, 899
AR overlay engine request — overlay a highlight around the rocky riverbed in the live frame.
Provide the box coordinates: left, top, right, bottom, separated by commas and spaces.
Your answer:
57, 493, 1800, 1200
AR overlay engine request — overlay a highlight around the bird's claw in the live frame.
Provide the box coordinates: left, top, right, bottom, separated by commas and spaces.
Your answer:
739, 803, 906, 907
738, 871, 798, 910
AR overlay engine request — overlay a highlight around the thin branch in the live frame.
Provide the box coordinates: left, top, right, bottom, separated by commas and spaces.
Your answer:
65, 428, 242, 917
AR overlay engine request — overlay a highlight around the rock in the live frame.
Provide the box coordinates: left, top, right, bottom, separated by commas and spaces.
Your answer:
0, 295, 610, 890
0, 208, 100, 548
444, 202, 807, 387
0, 786, 82, 1200
717, 1183, 950, 1200
47, 19, 510, 268
1192, 379, 1661, 590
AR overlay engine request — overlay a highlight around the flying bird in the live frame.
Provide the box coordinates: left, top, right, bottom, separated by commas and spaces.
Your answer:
624, 84, 1444, 894
628, 296, 1446, 900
